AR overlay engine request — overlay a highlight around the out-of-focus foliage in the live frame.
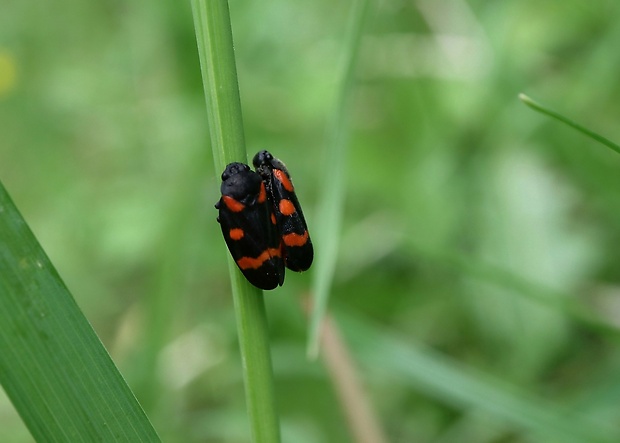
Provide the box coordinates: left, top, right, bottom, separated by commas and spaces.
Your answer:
2, 0, 620, 442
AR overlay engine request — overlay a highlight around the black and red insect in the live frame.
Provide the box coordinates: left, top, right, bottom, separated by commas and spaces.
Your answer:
216, 152, 313, 290
215, 162, 285, 290
253, 150, 313, 272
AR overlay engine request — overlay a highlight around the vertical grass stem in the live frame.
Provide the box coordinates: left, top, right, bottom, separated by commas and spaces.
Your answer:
191, 1, 281, 441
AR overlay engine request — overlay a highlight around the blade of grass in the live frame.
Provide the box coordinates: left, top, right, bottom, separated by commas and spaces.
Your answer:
0, 181, 160, 442
519, 93, 620, 155
341, 310, 618, 443
308, 0, 371, 359
319, 313, 388, 443
405, 241, 620, 341
191, 1, 281, 442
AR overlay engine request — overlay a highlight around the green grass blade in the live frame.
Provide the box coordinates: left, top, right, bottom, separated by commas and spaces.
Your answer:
519, 93, 620, 155
191, 1, 281, 442
307, 0, 371, 359
406, 242, 620, 341
0, 181, 160, 442
191, 0, 245, 167
342, 311, 617, 443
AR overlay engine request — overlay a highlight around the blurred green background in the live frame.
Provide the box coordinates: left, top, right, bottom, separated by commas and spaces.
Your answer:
3, 0, 620, 442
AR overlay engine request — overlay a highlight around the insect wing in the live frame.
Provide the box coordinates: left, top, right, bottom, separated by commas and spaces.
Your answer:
253, 150, 314, 272
216, 163, 285, 290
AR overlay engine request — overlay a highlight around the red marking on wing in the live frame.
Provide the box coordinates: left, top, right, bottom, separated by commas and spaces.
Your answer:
222, 195, 245, 212
282, 231, 309, 247
279, 199, 296, 216
237, 248, 282, 270
274, 169, 294, 192
229, 228, 244, 240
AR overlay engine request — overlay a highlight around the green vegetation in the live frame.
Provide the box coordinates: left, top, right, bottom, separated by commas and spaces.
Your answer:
191, 0, 280, 441
0, 182, 160, 442
2, 1, 620, 442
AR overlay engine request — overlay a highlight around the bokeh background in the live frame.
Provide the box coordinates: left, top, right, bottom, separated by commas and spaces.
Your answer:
3, 0, 620, 442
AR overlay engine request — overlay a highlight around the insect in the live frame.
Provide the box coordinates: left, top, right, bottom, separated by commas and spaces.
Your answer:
253, 150, 313, 272
215, 162, 285, 290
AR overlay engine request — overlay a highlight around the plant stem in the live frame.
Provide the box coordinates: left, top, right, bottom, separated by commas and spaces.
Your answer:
519, 93, 620, 155
191, 1, 281, 442
308, 0, 371, 359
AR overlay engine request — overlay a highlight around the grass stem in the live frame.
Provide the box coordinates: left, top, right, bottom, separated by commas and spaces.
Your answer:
191, 1, 281, 442
519, 93, 620, 155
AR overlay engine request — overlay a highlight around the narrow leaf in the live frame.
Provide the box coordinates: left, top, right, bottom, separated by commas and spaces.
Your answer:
308, 0, 371, 359
519, 93, 620, 155
343, 312, 617, 443
0, 181, 160, 442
